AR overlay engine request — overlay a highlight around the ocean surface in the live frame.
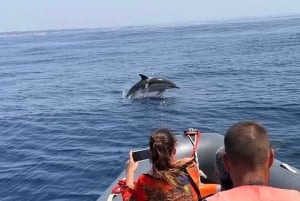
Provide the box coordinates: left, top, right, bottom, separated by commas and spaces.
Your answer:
0, 16, 299, 201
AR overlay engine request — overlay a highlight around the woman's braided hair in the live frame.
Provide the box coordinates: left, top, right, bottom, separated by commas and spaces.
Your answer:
149, 128, 186, 188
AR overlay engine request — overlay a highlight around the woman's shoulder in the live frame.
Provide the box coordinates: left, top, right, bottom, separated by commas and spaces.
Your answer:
136, 171, 173, 190
173, 157, 195, 167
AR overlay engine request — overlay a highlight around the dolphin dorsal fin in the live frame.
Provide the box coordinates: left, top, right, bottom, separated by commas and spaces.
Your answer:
139, 74, 148, 80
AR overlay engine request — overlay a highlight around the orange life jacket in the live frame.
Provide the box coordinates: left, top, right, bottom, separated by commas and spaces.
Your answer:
205, 185, 300, 201
184, 162, 220, 199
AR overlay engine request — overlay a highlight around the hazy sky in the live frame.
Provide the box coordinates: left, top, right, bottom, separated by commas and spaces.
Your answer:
1, 0, 300, 32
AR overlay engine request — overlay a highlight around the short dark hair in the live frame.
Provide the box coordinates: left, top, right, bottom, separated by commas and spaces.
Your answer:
224, 121, 270, 169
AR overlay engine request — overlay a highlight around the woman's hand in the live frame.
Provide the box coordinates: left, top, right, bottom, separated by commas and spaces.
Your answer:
125, 150, 140, 189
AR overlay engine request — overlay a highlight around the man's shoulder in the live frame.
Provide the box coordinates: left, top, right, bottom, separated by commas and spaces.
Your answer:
266, 186, 300, 196
203, 185, 300, 201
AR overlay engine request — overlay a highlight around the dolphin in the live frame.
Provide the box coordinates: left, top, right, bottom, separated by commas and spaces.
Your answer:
126, 74, 179, 99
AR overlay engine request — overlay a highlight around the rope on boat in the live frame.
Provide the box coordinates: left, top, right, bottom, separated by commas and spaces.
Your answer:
107, 194, 117, 201
184, 128, 207, 179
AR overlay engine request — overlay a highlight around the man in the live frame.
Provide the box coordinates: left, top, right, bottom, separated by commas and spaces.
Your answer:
205, 121, 300, 201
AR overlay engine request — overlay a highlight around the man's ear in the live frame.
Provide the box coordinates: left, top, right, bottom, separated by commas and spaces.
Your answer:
223, 154, 231, 172
268, 149, 274, 168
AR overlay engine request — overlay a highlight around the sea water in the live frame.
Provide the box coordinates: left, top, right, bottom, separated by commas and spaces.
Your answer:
0, 16, 299, 201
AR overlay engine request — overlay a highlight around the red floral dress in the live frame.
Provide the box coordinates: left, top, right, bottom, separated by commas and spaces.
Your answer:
122, 160, 200, 201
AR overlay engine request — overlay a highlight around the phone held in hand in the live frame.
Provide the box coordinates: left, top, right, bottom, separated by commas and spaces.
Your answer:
132, 148, 150, 162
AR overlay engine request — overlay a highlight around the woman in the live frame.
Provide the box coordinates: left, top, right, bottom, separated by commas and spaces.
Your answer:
121, 128, 201, 201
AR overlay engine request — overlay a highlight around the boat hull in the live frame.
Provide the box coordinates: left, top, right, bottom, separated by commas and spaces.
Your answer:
97, 133, 300, 201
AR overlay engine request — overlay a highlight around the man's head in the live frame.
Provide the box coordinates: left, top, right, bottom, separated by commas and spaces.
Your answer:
223, 121, 274, 186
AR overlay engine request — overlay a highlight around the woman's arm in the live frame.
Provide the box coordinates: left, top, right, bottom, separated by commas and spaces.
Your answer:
121, 150, 140, 201
126, 150, 139, 188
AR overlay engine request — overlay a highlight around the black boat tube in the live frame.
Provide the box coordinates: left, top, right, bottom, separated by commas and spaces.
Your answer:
97, 133, 300, 201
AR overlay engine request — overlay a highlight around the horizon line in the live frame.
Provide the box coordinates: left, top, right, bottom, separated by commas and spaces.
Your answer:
1, 13, 299, 35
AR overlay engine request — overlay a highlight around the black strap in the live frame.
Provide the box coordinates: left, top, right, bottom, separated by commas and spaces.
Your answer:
184, 168, 202, 201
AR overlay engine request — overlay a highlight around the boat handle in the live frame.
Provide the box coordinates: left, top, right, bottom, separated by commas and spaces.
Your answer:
280, 163, 297, 174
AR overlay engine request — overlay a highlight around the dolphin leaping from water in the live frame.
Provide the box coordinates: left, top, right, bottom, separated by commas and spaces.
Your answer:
126, 74, 179, 99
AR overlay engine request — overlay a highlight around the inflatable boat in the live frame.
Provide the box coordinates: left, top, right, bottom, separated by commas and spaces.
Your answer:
97, 131, 300, 201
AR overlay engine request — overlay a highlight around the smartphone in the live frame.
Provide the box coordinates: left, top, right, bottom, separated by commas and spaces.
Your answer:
132, 148, 150, 162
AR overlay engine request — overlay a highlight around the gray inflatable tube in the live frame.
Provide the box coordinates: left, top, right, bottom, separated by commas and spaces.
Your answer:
97, 133, 300, 201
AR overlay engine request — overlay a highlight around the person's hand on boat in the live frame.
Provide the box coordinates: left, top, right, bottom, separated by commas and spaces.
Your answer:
125, 150, 140, 189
